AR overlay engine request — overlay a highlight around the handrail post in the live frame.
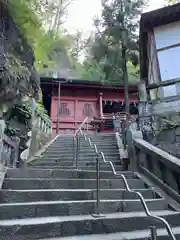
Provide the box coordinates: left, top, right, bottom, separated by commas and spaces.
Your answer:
92, 144, 104, 218
149, 226, 157, 240
73, 136, 76, 165
86, 121, 88, 133
96, 152, 100, 215
76, 135, 80, 170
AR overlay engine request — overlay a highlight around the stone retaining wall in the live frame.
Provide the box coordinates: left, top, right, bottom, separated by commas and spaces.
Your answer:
152, 127, 180, 158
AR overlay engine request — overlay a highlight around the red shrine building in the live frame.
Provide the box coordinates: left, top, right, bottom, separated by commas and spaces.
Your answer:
40, 78, 138, 135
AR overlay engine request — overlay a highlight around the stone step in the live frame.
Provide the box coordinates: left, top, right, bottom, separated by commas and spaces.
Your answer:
29, 162, 121, 169
55, 135, 115, 139
29, 161, 121, 168
46, 147, 118, 152
36, 152, 120, 159
55, 136, 116, 141
0, 189, 157, 203
51, 141, 117, 145
79, 140, 117, 144
6, 169, 135, 179
34, 158, 121, 164
42, 151, 119, 156
27, 165, 124, 171
38, 156, 120, 162
42, 153, 118, 158
53, 142, 117, 147
0, 211, 179, 240
53, 140, 73, 143
55, 135, 116, 142
49, 140, 117, 148
52, 142, 117, 147
45, 147, 119, 152
37, 227, 180, 240
85, 139, 116, 143
0, 199, 168, 220
2, 178, 146, 190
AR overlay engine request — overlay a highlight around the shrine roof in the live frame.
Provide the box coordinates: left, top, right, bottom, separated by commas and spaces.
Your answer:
140, 3, 180, 80
40, 77, 138, 91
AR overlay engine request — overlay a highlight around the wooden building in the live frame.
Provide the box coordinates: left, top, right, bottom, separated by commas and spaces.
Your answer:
41, 78, 138, 135
140, 3, 180, 101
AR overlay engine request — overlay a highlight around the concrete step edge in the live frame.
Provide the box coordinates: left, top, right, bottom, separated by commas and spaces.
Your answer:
4, 178, 142, 181
0, 210, 177, 226
36, 226, 180, 240
0, 188, 153, 193
0, 198, 165, 207
6, 169, 133, 174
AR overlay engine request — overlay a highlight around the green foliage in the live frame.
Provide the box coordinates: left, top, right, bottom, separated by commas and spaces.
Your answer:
11, 104, 32, 123
82, 0, 146, 83
4, 126, 21, 137
35, 89, 52, 124
81, 59, 106, 81
36, 89, 46, 114
8, 0, 41, 45
8, 0, 69, 71
38, 89, 43, 105
7, 0, 70, 124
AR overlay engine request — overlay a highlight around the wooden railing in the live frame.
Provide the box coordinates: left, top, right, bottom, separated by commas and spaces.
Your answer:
102, 112, 137, 122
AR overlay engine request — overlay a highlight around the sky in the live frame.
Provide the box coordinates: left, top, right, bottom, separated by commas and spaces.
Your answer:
64, 0, 166, 35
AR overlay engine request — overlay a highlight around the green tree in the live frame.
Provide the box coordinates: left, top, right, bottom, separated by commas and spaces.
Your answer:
68, 31, 86, 62
7, 0, 78, 119
8, 0, 73, 71
81, 59, 106, 81
82, 0, 147, 83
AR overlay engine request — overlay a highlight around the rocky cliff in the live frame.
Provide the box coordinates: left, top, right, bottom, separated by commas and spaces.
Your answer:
0, 0, 41, 154
0, 0, 39, 120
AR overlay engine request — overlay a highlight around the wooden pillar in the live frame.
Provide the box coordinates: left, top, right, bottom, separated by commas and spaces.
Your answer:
99, 92, 103, 118
75, 99, 78, 132
56, 82, 61, 134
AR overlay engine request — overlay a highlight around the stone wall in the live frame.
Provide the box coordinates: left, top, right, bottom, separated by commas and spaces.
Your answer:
151, 127, 180, 158
0, 1, 39, 119
0, 1, 41, 158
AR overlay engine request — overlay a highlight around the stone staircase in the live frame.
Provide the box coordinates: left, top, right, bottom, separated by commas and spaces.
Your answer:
0, 133, 180, 239
29, 133, 122, 171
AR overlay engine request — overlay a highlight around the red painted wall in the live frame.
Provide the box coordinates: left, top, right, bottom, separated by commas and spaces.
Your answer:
51, 97, 99, 135
50, 84, 137, 135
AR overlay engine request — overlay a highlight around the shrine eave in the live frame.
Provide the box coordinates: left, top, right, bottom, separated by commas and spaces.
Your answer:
40, 77, 138, 91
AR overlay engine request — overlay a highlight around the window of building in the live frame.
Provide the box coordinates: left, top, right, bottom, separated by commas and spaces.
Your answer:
83, 103, 93, 117
59, 103, 70, 116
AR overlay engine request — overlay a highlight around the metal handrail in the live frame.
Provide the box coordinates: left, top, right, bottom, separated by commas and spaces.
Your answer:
74, 117, 89, 136
73, 117, 89, 166
77, 130, 100, 215
100, 151, 176, 240
74, 129, 176, 239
